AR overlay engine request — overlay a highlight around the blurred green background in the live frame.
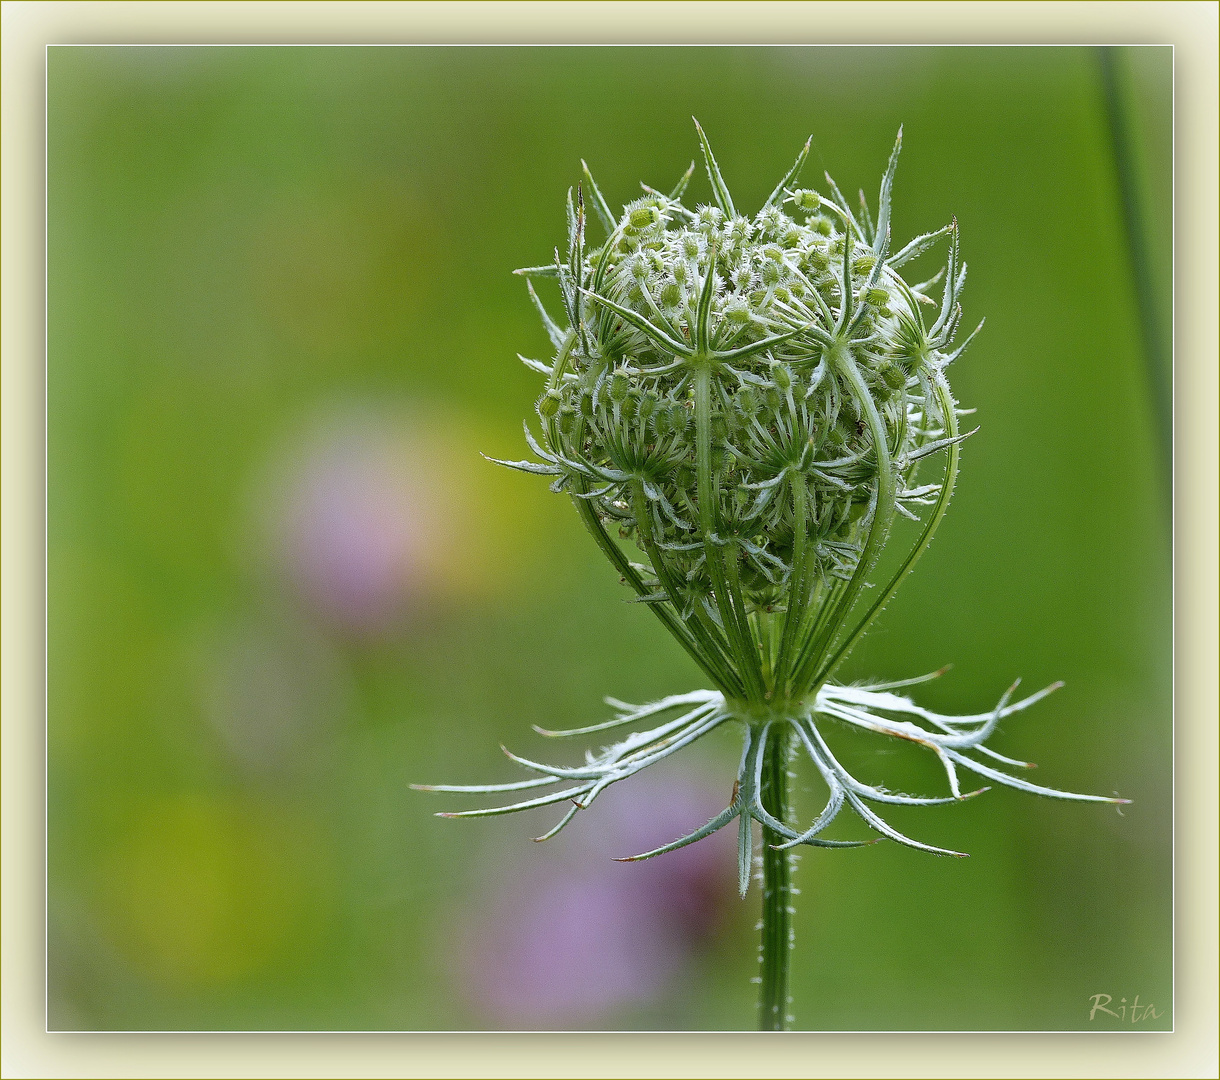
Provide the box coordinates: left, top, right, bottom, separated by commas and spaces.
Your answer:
48, 45, 1172, 1032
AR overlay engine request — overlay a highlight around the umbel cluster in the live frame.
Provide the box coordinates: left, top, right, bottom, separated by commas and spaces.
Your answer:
507, 123, 971, 703
419, 123, 1120, 883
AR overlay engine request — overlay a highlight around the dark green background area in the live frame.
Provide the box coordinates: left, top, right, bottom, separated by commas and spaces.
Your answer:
48, 46, 1171, 1031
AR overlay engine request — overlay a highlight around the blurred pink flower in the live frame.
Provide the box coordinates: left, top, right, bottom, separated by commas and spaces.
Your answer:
280, 433, 432, 631
457, 770, 739, 1029
257, 408, 469, 636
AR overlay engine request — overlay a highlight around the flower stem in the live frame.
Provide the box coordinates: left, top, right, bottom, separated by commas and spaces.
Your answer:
758, 725, 793, 1031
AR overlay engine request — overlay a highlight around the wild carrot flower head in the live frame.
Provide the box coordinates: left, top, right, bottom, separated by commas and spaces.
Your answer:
419, 122, 1126, 895
501, 123, 975, 704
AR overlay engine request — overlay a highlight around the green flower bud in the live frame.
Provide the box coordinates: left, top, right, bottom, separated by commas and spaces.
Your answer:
505, 124, 979, 671
630, 206, 657, 229
456, 111, 1099, 922
804, 247, 830, 272
623, 199, 662, 234
724, 297, 752, 324
735, 386, 759, 418
725, 216, 753, 245
790, 189, 820, 212
651, 406, 674, 437
879, 360, 907, 391
445, 110, 1095, 923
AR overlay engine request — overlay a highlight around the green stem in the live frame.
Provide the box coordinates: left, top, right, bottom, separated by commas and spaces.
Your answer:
694, 362, 767, 701
627, 480, 744, 697
774, 473, 811, 695
790, 343, 897, 696
546, 336, 731, 694
813, 373, 959, 686
1097, 46, 1171, 510
759, 725, 793, 1031
570, 488, 729, 692
754, 610, 778, 691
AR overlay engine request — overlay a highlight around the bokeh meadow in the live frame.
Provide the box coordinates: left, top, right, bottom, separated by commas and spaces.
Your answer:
48, 45, 1171, 1031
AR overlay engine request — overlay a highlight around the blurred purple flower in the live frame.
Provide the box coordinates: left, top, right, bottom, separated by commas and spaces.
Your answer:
457, 770, 739, 1029
280, 435, 430, 631
257, 409, 469, 637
